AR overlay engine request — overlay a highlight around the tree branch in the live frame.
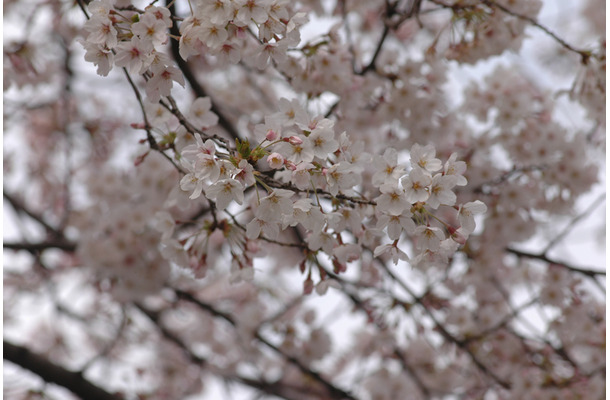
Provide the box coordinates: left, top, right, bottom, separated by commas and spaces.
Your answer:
4, 241, 77, 253
167, 1, 241, 141
482, 0, 594, 62
506, 248, 606, 278
4, 340, 122, 400
543, 193, 605, 253
121, 68, 186, 174
133, 302, 321, 400
4, 190, 65, 239
361, 25, 390, 75
336, 281, 431, 398
173, 289, 358, 399
377, 261, 512, 389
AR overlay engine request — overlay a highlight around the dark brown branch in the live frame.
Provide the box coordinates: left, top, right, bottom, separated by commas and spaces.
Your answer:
481, 0, 594, 63
159, 96, 232, 150
252, 332, 358, 400
4, 241, 77, 253
4, 340, 122, 400
487, 278, 580, 371
133, 303, 208, 366
173, 289, 358, 399
256, 173, 376, 206
167, 1, 241, 141
338, 283, 431, 398
428, 0, 595, 63
326, 0, 426, 116
377, 262, 511, 389
473, 165, 547, 194
543, 193, 605, 253
362, 0, 425, 74
121, 69, 186, 174
134, 302, 315, 400
4, 191, 65, 239
506, 248, 606, 278
174, 289, 235, 324
361, 25, 390, 74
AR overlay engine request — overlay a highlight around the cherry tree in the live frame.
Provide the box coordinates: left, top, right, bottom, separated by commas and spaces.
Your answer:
3, 0, 605, 399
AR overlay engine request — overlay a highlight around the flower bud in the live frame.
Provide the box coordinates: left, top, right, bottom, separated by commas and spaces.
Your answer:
265, 129, 278, 141
286, 135, 303, 145
448, 226, 467, 245
303, 278, 314, 295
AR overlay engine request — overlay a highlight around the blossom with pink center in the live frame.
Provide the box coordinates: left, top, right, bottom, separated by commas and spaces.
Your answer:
114, 36, 154, 75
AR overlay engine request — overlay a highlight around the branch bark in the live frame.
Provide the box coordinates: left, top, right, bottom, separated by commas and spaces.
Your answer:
4, 340, 122, 400
4, 241, 77, 253
4, 190, 65, 239
166, 1, 241, 141
133, 302, 322, 400
173, 289, 358, 399
506, 247, 606, 277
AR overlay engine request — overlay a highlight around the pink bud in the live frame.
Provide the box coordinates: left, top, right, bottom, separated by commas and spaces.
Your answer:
303, 278, 314, 295
134, 151, 149, 166
265, 129, 278, 141
449, 227, 467, 245
287, 135, 303, 145
452, 233, 466, 245
333, 258, 346, 274
285, 161, 297, 171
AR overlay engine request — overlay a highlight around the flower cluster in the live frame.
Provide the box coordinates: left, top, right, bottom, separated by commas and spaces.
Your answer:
74, 153, 178, 301
4, 0, 605, 399
444, 0, 543, 63
178, 0, 307, 69
159, 96, 488, 290
571, 40, 606, 126
80, 0, 183, 100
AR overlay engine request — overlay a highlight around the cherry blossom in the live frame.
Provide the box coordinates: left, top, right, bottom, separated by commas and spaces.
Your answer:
375, 182, 409, 216
458, 200, 488, 235
79, 40, 114, 76
205, 178, 244, 210
188, 97, 219, 129
402, 166, 432, 203
4, 0, 605, 399
131, 13, 169, 47
372, 147, 405, 186
114, 36, 154, 75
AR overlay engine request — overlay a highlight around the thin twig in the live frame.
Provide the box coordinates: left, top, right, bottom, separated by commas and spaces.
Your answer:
482, 0, 594, 63
121, 69, 186, 173
173, 289, 358, 399
506, 248, 605, 278
167, 1, 241, 141
378, 261, 512, 389
543, 193, 605, 253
